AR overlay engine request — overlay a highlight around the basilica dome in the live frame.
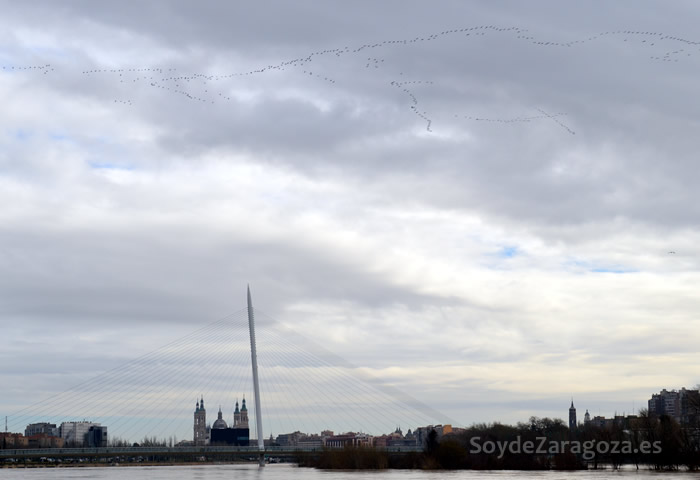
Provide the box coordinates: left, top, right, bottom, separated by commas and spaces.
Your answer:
212, 407, 228, 429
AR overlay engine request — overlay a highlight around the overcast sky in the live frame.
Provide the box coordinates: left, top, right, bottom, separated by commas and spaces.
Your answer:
2, 0, 700, 439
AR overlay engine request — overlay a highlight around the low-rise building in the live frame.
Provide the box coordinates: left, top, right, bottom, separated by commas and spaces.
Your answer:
276, 431, 304, 447
374, 435, 389, 448
27, 433, 65, 448
588, 415, 613, 429
297, 434, 323, 449
0, 433, 28, 448
375, 427, 419, 447
324, 432, 373, 448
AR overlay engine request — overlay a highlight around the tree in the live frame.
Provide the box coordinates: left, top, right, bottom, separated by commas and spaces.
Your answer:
425, 429, 439, 455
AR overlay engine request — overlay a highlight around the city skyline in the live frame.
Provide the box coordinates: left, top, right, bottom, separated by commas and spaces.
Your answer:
5, 386, 697, 448
2, 302, 696, 443
2, 0, 700, 429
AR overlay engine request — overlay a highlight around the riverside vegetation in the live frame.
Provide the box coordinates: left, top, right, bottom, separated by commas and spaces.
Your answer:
3, 411, 698, 470
300, 411, 700, 471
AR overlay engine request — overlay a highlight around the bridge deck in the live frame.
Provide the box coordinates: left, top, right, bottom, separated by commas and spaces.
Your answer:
0, 445, 423, 459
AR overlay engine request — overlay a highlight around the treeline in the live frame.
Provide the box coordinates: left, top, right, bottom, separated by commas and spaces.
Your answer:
431, 413, 699, 470
0, 436, 180, 449
128, 436, 180, 447
297, 447, 423, 470
301, 412, 700, 470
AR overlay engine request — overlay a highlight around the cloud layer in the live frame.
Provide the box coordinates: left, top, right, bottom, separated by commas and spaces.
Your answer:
1, 0, 699, 436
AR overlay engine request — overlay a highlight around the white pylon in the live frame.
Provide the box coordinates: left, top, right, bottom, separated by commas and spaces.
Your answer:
247, 285, 265, 465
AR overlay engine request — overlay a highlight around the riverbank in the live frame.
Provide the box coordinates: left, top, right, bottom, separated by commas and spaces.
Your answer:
1, 460, 260, 468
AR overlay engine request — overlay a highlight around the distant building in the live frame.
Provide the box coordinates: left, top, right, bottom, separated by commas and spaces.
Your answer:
276, 431, 303, 447
1, 433, 28, 448
212, 406, 228, 430
86, 425, 108, 447
649, 389, 679, 419
59, 421, 101, 446
193, 396, 207, 446
648, 388, 700, 425
374, 435, 389, 448
297, 434, 323, 449
414, 426, 432, 446
206, 398, 250, 447
27, 433, 64, 448
353, 433, 373, 447
401, 428, 418, 446
589, 415, 612, 429
25, 422, 58, 437
274, 429, 324, 448
374, 427, 418, 448
22, 422, 98, 447
324, 432, 372, 448
569, 400, 577, 430
395, 427, 419, 447
210, 425, 249, 446
414, 425, 452, 446
582, 413, 639, 430
434, 425, 452, 437
620, 415, 638, 428
234, 397, 249, 428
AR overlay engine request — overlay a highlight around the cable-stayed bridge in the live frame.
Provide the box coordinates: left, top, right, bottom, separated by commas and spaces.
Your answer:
2, 288, 451, 462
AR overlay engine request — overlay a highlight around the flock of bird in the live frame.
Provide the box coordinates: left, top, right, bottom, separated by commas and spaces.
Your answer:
3, 23, 700, 135
2, 63, 53, 74
456, 112, 568, 124
535, 108, 577, 136
390, 80, 435, 132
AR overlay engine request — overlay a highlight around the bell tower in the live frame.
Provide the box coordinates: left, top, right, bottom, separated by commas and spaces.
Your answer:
569, 399, 577, 430
240, 396, 249, 428
194, 395, 207, 445
234, 399, 241, 426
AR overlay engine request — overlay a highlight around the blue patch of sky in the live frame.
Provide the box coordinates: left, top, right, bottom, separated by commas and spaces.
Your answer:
49, 132, 69, 141
590, 267, 637, 274
480, 245, 522, 270
88, 161, 134, 171
498, 246, 519, 258
12, 128, 32, 141
563, 257, 636, 274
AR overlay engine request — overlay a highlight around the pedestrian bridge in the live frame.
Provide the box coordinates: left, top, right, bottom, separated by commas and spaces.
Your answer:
4, 288, 452, 461
0, 444, 423, 460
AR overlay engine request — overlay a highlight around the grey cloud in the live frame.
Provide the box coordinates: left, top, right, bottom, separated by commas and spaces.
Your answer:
0, 222, 454, 328
2, 0, 700, 429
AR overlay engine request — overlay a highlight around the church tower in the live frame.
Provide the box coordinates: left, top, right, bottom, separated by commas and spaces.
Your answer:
194, 396, 207, 445
239, 396, 249, 428
234, 399, 241, 426
569, 399, 577, 430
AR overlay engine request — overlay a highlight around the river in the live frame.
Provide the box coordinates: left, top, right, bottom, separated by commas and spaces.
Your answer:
0, 464, 697, 479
